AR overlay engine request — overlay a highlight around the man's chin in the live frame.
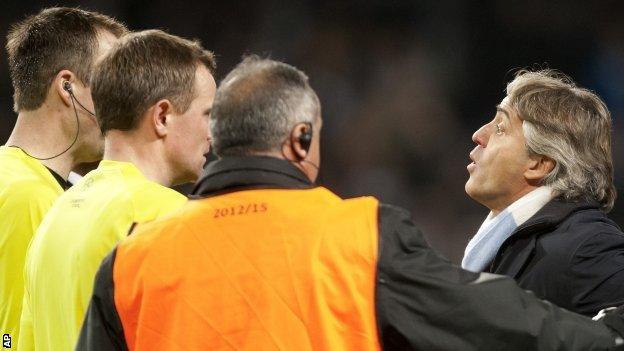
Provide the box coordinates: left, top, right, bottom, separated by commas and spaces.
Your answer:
80, 149, 104, 164
182, 167, 204, 186
464, 178, 479, 199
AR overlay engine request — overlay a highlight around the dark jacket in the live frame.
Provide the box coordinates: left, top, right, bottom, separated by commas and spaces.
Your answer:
489, 198, 624, 316
76, 157, 624, 350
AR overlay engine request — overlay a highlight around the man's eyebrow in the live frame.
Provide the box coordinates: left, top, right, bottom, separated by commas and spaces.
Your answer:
496, 105, 510, 121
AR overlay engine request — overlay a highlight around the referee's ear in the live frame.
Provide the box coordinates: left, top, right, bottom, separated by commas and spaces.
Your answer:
150, 99, 174, 138
54, 69, 77, 108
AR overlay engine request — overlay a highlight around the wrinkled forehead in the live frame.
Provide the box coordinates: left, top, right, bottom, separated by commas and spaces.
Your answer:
500, 96, 512, 110
498, 96, 526, 127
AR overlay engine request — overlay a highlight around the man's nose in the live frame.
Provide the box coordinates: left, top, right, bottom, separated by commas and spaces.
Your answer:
472, 123, 489, 147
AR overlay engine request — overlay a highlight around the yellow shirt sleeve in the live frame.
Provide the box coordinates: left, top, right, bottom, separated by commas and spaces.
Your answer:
17, 291, 33, 351
0, 182, 58, 347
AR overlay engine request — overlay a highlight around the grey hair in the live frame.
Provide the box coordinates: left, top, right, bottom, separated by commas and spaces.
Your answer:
507, 69, 615, 212
210, 56, 320, 156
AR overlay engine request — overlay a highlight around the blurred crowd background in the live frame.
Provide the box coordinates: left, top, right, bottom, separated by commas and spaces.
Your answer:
1, 0, 623, 263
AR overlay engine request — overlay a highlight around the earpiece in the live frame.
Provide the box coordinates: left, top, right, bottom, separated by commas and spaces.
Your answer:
62, 80, 96, 117
63, 81, 72, 93
299, 123, 313, 154
17, 79, 96, 160
284, 121, 320, 183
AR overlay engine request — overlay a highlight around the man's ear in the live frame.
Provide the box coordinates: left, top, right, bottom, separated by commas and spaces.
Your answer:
290, 123, 309, 160
525, 154, 555, 185
151, 99, 173, 138
55, 70, 76, 108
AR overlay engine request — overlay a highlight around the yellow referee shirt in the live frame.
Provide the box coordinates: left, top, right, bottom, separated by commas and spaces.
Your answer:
0, 146, 64, 348
19, 160, 187, 351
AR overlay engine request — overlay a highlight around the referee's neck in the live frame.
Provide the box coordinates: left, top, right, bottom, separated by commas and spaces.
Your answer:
103, 133, 173, 187
5, 111, 78, 180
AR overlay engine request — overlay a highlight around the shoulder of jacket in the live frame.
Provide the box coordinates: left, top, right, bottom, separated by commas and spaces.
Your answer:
526, 209, 623, 263
556, 208, 621, 238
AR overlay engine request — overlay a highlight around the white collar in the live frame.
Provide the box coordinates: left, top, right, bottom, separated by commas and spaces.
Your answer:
462, 186, 554, 272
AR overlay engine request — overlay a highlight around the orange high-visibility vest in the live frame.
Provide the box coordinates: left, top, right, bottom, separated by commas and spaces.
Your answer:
114, 187, 381, 351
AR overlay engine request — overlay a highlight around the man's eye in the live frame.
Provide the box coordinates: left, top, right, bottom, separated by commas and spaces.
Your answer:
495, 124, 504, 135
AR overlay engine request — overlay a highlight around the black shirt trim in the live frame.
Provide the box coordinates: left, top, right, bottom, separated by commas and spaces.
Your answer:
45, 166, 72, 190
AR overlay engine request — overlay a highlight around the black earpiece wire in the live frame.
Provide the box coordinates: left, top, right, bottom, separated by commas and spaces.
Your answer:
12, 83, 92, 160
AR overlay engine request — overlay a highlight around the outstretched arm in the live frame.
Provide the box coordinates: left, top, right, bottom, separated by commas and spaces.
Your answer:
375, 204, 623, 351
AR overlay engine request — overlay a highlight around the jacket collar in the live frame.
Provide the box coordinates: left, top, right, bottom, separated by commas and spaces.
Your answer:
191, 156, 314, 198
489, 197, 600, 277
512, 197, 600, 236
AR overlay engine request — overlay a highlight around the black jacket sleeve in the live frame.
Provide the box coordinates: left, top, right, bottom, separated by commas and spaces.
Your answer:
375, 204, 624, 351
75, 248, 128, 351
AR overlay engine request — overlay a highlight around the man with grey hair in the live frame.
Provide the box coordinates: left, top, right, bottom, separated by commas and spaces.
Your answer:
463, 69, 624, 316
78, 57, 624, 350
209, 55, 321, 180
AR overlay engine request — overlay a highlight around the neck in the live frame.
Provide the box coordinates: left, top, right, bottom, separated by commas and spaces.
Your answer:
103, 132, 172, 186
6, 110, 77, 179
255, 150, 316, 182
489, 186, 539, 217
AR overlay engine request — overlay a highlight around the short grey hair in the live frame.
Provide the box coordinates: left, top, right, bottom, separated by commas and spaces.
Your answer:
210, 56, 320, 156
507, 69, 616, 212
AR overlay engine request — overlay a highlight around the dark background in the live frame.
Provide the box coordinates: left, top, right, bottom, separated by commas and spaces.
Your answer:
1, 0, 623, 263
